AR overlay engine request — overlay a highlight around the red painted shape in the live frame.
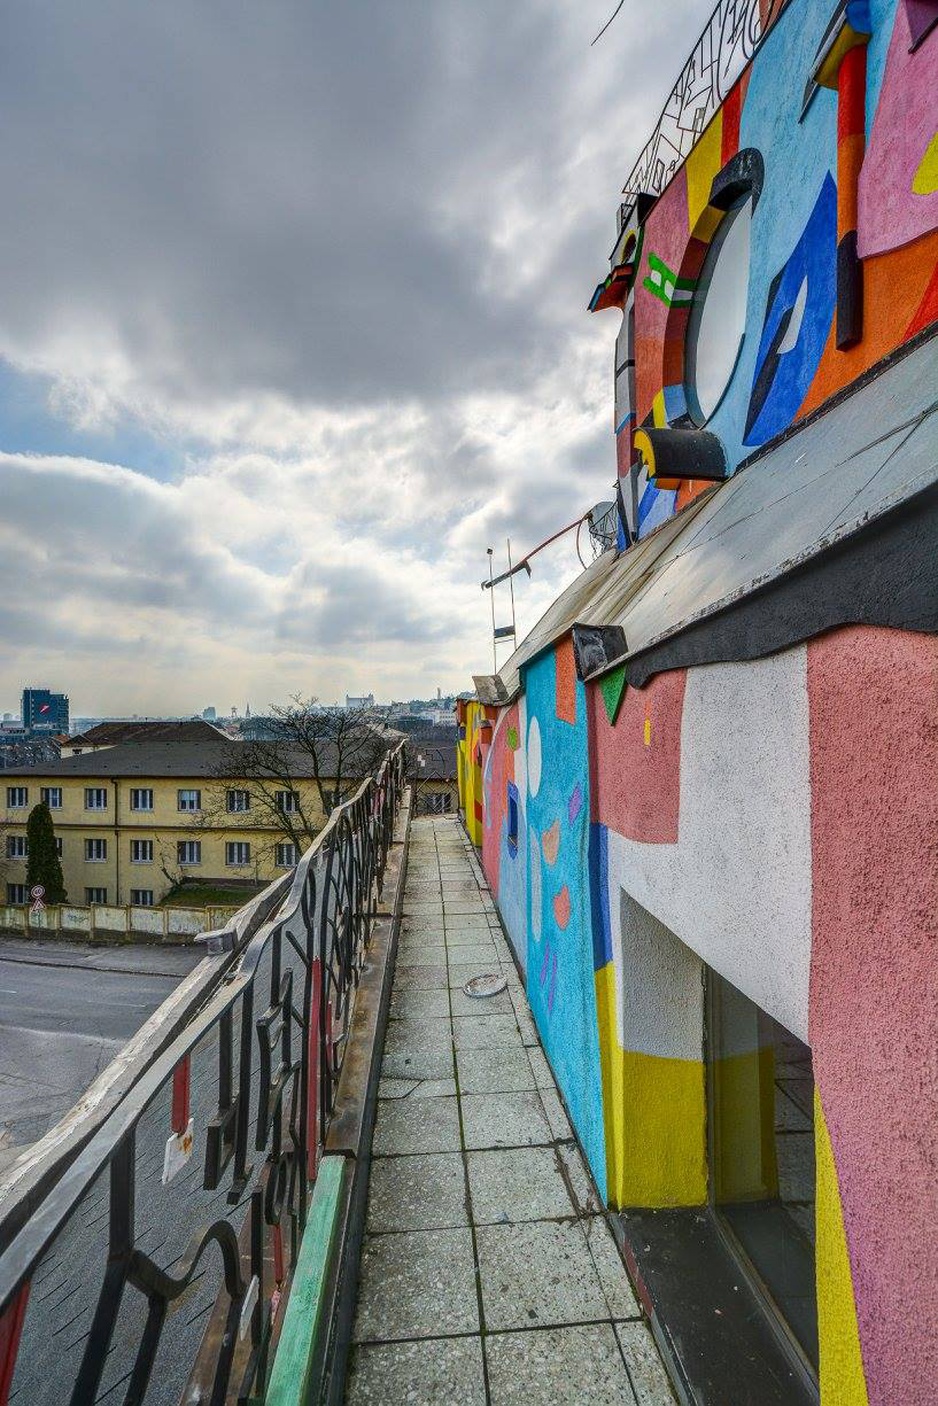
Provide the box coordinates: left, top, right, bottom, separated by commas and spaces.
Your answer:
0, 1282, 29, 1406
552, 886, 571, 930
307, 958, 322, 1180
808, 626, 938, 1406
481, 703, 518, 896
837, 44, 867, 143
905, 258, 938, 339
272, 1223, 285, 1284
171, 1055, 190, 1135
555, 638, 577, 726
589, 669, 686, 843
721, 81, 743, 166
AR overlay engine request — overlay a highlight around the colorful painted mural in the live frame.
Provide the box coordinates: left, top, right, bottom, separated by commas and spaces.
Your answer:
459, 0, 938, 1400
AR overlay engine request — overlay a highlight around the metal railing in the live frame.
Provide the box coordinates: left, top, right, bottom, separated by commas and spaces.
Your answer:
622, 0, 788, 201
0, 741, 406, 1406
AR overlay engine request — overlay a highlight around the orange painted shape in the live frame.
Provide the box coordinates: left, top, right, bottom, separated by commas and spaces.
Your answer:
542, 819, 561, 867
552, 885, 571, 930
838, 132, 865, 239
905, 258, 938, 339
555, 637, 577, 725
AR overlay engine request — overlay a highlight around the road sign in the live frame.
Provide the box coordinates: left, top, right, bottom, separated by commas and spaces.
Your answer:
29, 885, 45, 915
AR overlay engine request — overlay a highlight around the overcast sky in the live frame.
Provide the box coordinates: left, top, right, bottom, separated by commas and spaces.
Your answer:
0, 0, 700, 717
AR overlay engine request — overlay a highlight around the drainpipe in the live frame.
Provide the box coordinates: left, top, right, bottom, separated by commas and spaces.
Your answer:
111, 778, 120, 905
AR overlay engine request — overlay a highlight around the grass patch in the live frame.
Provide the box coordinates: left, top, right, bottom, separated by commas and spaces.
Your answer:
162, 881, 267, 909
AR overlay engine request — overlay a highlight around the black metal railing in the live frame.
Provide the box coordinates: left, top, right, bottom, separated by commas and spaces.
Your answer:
0, 741, 406, 1406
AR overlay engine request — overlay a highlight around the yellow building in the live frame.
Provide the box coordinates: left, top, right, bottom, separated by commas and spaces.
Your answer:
2, 738, 343, 908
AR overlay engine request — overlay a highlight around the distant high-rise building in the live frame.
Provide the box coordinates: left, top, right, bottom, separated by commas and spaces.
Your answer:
22, 688, 69, 735
346, 693, 375, 710
202, 706, 217, 721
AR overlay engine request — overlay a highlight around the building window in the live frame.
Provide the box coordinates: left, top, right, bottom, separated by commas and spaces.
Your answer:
85, 787, 108, 811
6, 835, 28, 859
275, 789, 299, 814
275, 842, 298, 867
506, 782, 520, 855
177, 840, 202, 865
225, 842, 251, 866
226, 789, 251, 813
130, 839, 153, 863
86, 887, 107, 905
7, 884, 28, 904
41, 787, 62, 809
6, 787, 27, 809
85, 838, 107, 862
177, 788, 201, 812
130, 788, 154, 811
130, 889, 154, 907
707, 969, 818, 1374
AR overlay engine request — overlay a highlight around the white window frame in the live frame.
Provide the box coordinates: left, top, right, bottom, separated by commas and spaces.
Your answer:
177, 840, 202, 865
275, 842, 298, 868
85, 838, 107, 862
7, 883, 28, 904
6, 835, 27, 859
130, 889, 154, 907
130, 788, 154, 812
226, 789, 251, 813
84, 787, 108, 811
177, 789, 202, 812
6, 787, 28, 809
276, 789, 299, 814
225, 841, 251, 867
41, 786, 63, 809
130, 839, 153, 864
85, 887, 107, 905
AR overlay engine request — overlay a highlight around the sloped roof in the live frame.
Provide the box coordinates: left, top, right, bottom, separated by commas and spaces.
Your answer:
66, 720, 224, 748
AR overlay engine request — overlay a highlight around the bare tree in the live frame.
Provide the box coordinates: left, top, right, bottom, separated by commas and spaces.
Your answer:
201, 698, 396, 864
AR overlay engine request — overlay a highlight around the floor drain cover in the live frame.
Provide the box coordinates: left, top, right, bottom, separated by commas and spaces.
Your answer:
463, 973, 507, 998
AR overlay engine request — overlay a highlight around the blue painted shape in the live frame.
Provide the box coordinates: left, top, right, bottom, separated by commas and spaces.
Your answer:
524, 650, 607, 1199
507, 781, 519, 857
743, 173, 838, 447
637, 480, 678, 537
589, 822, 613, 971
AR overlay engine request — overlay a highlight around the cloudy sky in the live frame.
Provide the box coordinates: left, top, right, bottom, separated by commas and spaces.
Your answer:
0, 0, 699, 717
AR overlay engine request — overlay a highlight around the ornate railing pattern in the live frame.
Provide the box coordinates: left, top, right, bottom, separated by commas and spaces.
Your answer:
0, 742, 406, 1406
622, 0, 789, 200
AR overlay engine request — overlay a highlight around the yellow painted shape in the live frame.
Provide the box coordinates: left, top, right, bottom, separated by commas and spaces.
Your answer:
913, 131, 938, 195
815, 1091, 869, 1406
711, 1046, 779, 1202
594, 965, 707, 1209
651, 391, 667, 428
685, 110, 724, 230
643, 717, 651, 747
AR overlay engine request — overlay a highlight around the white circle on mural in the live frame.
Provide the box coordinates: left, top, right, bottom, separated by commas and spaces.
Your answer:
528, 716, 542, 798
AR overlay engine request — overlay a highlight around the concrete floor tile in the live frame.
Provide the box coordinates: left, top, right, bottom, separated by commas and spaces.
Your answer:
449, 987, 514, 1019
526, 1046, 555, 1090
448, 962, 500, 989
381, 1048, 454, 1081
583, 1216, 641, 1318
396, 945, 446, 967
555, 1140, 601, 1217
460, 1091, 552, 1149
345, 1337, 487, 1406
444, 913, 492, 930
378, 1076, 458, 1099
391, 963, 448, 989
384, 1018, 453, 1057
452, 1014, 523, 1051
352, 1228, 479, 1342
366, 1153, 468, 1232
390, 988, 451, 1019
615, 1322, 677, 1404
476, 1220, 610, 1330
538, 1088, 574, 1141
467, 1146, 575, 1224
373, 1096, 461, 1154
485, 1324, 638, 1406
404, 902, 445, 915
514, 1008, 541, 1047
456, 1046, 536, 1094
447, 944, 501, 967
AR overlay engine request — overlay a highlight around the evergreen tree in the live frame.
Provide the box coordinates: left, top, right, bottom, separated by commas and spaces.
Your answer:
25, 801, 67, 903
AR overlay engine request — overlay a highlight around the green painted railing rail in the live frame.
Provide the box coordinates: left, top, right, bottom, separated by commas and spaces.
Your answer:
265, 1156, 348, 1406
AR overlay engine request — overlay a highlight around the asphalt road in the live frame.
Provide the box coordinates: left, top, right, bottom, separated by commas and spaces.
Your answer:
0, 938, 204, 1168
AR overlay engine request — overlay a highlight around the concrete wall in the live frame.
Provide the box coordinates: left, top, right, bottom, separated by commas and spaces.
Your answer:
0, 901, 237, 942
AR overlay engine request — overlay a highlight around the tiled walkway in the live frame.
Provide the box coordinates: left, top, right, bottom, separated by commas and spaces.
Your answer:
345, 816, 675, 1406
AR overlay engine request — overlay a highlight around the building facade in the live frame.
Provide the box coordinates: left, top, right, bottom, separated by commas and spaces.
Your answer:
459, 2, 938, 1402
21, 688, 69, 736
2, 742, 340, 907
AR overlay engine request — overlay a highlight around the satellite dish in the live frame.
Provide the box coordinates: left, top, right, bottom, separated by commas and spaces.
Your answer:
587, 498, 618, 555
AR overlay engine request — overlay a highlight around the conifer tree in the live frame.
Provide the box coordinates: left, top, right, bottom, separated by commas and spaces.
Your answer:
25, 801, 67, 903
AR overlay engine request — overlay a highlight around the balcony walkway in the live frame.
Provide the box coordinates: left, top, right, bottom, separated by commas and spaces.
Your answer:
344, 815, 674, 1406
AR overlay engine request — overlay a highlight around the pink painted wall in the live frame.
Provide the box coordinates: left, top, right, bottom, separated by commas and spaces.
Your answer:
481, 703, 516, 896
808, 624, 938, 1404
589, 668, 686, 844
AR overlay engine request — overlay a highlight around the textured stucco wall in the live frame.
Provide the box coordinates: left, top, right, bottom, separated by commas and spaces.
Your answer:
524, 643, 606, 1195
591, 651, 813, 1040
481, 700, 528, 971
808, 625, 938, 1406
